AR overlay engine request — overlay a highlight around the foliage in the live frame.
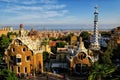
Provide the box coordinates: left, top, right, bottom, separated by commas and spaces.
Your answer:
51, 46, 57, 54
42, 38, 49, 45
0, 34, 12, 62
0, 69, 18, 80
100, 42, 113, 64
56, 42, 67, 48
88, 62, 116, 80
56, 37, 63, 41
63, 33, 74, 44
84, 40, 90, 49
43, 51, 49, 62
112, 44, 120, 60
49, 37, 56, 41
101, 31, 111, 37
0, 34, 11, 48
80, 31, 90, 41
7, 32, 17, 38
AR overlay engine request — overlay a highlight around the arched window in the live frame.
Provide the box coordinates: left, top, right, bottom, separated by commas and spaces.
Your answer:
23, 48, 26, 52
78, 52, 86, 60
11, 48, 15, 52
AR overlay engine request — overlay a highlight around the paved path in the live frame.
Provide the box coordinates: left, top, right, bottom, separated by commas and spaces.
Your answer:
20, 72, 87, 80
20, 72, 65, 80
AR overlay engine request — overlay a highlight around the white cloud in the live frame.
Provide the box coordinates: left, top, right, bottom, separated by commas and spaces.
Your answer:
0, 0, 17, 2
43, 4, 66, 10
0, 0, 57, 4
40, 0, 57, 4
0, 0, 88, 26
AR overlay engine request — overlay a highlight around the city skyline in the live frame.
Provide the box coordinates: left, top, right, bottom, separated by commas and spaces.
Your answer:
0, 0, 120, 30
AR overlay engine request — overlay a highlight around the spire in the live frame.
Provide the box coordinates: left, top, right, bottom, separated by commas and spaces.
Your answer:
94, 5, 98, 14
79, 37, 86, 51
19, 24, 25, 37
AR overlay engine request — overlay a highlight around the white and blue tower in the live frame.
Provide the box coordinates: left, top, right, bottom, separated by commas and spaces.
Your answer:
90, 5, 100, 50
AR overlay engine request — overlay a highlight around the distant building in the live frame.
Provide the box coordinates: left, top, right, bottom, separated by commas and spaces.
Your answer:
111, 26, 120, 35
0, 30, 8, 36
0, 26, 13, 36
2, 26, 13, 31
111, 26, 120, 47
28, 28, 40, 39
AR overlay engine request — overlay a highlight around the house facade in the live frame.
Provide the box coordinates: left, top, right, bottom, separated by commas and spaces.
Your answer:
4, 24, 44, 75
67, 37, 94, 74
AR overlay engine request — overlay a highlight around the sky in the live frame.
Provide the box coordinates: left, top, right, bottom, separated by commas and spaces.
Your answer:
0, 0, 120, 30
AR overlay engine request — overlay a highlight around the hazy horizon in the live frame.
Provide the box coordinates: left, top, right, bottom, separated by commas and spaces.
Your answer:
0, 24, 118, 30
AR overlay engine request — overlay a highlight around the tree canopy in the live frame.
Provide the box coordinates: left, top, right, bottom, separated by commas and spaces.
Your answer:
112, 44, 120, 60
0, 34, 12, 63
101, 31, 111, 37
56, 42, 67, 48
43, 51, 49, 62
88, 62, 116, 80
0, 69, 18, 80
80, 31, 90, 41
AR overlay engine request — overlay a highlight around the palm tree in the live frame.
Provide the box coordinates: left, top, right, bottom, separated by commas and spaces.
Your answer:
88, 62, 116, 80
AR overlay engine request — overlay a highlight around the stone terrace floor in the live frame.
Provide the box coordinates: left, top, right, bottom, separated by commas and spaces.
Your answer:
20, 72, 87, 80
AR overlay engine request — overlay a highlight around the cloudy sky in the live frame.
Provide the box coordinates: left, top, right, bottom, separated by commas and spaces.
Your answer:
0, 0, 120, 29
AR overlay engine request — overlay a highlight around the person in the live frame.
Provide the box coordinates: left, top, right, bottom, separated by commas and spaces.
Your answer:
18, 73, 21, 79
16, 73, 18, 78
29, 73, 32, 79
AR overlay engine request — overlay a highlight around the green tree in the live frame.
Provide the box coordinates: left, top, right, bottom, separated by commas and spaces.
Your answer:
49, 37, 56, 41
80, 31, 90, 41
0, 34, 12, 62
100, 42, 113, 64
63, 33, 74, 44
56, 42, 67, 48
56, 37, 63, 41
101, 31, 111, 37
51, 46, 57, 54
112, 44, 120, 60
88, 62, 116, 80
0, 69, 18, 80
43, 51, 49, 62
7, 32, 17, 38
